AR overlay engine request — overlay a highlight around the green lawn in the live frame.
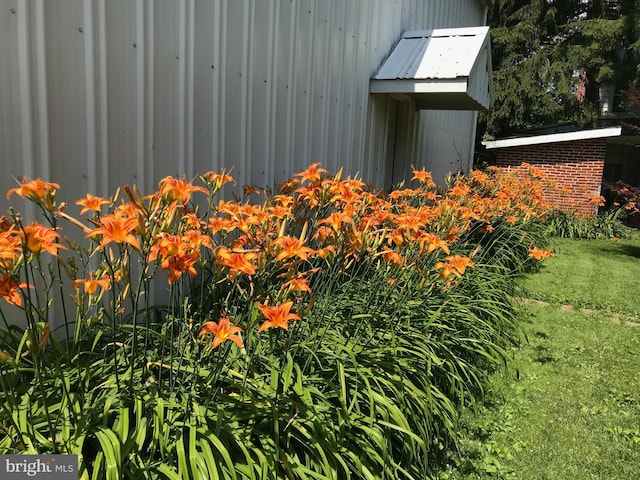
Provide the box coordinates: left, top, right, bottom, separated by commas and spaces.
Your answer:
518, 233, 640, 318
438, 232, 640, 479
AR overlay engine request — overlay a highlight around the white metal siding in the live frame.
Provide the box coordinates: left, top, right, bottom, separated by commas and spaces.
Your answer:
1, 0, 487, 214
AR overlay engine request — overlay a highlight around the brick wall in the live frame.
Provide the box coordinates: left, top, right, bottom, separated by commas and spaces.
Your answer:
494, 139, 606, 216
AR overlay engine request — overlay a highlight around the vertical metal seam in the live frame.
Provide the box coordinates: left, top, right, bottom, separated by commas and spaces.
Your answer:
265, 0, 278, 186
354, 0, 369, 175
331, 1, 347, 170
284, 0, 297, 176
33, 0, 50, 185
318, 0, 330, 167
345, 1, 358, 173
177, 0, 186, 177
303, 0, 315, 166
244, 0, 254, 186
144, 0, 155, 193
185, 0, 195, 179
218, 0, 227, 172
210, 0, 221, 172
97, 0, 109, 196
83, 0, 97, 194
467, 111, 478, 171
135, 0, 145, 185
16, 0, 34, 179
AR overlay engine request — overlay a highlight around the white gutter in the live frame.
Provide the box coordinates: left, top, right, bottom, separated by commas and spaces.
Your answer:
482, 127, 623, 149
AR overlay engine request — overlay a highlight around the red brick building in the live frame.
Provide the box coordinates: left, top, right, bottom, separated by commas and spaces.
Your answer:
483, 127, 624, 216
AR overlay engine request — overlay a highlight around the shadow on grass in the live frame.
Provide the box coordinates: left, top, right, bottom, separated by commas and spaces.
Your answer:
582, 239, 640, 259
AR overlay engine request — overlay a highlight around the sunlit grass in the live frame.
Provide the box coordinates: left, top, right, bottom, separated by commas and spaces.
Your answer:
439, 235, 640, 479
518, 231, 640, 318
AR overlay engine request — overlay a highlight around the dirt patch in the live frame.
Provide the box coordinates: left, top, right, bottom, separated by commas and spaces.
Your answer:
609, 316, 640, 327
514, 297, 550, 307
515, 297, 640, 327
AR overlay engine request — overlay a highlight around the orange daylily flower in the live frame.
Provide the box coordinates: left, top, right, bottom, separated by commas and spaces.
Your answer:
6, 178, 60, 201
445, 254, 474, 276
113, 202, 145, 222
149, 234, 182, 261
158, 176, 208, 204
268, 205, 293, 220
88, 214, 141, 250
417, 233, 450, 255
0, 230, 21, 267
294, 162, 328, 184
76, 193, 110, 214
21, 224, 66, 256
434, 261, 458, 281
257, 301, 301, 333
278, 178, 300, 194
316, 245, 336, 259
283, 276, 312, 294
203, 169, 235, 191
272, 236, 315, 262
448, 182, 471, 198
388, 189, 416, 201
215, 246, 258, 281
209, 216, 235, 235
587, 194, 605, 207
182, 212, 204, 229
0, 275, 29, 307
199, 314, 244, 349
273, 194, 296, 208
318, 211, 353, 233
411, 165, 435, 187
243, 184, 261, 196
381, 249, 404, 265
72, 271, 111, 296
295, 185, 321, 208
164, 253, 199, 284
149, 233, 205, 284
182, 229, 212, 251
313, 226, 334, 243
528, 248, 553, 261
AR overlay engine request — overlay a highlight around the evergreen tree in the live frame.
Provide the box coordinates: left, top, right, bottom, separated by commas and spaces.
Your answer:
483, 0, 640, 139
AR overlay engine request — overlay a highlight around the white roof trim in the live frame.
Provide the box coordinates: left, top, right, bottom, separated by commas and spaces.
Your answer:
371, 26, 492, 110
482, 127, 623, 149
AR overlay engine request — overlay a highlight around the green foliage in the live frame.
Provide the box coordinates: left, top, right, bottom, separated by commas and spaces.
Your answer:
544, 208, 628, 239
440, 303, 640, 480
437, 234, 640, 479
483, 0, 640, 138
0, 166, 553, 478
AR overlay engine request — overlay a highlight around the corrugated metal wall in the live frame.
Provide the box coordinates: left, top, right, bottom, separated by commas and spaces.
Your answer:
1, 0, 487, 214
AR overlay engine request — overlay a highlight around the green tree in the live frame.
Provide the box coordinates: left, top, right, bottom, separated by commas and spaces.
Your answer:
483, 0, 640, 139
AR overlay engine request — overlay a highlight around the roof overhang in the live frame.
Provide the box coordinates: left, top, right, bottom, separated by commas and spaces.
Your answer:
370, 26, 493, 111
482, 127, 624, 149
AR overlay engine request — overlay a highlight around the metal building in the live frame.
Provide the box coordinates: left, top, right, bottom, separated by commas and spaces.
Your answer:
1, 0, 492, 213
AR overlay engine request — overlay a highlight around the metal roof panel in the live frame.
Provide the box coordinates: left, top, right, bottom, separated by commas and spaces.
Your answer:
371, 26, 492, 110
373, 26, 490, 80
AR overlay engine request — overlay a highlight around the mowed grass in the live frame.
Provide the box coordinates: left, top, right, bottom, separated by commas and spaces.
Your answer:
518, 231, 640, 318
438, 232, 640, 479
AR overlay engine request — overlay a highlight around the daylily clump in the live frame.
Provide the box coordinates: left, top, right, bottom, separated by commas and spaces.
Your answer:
0, 163, 558, 478
0, 163, 555, 348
